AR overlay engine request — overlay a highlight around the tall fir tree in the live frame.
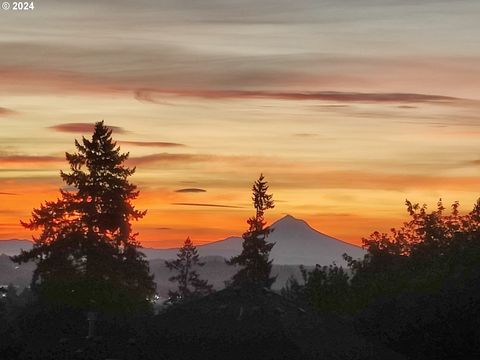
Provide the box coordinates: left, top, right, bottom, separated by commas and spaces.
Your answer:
227, 174, 276, 288
165, 237, 213, 304
12, 121, 156, 313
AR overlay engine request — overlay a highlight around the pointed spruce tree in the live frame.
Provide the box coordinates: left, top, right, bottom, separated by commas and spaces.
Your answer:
165, 237, 213, 304
12, 121, 156, 313
227, 174, 276, 288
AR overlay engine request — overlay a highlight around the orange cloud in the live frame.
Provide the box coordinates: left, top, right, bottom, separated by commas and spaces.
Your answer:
0, 68, 118, 95
0, 154, 63, 167
171, 202, 244, 209
0, 107, 15, 116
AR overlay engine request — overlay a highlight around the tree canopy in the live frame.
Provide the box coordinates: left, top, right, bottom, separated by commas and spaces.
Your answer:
283, 198, 480, 359
12, 121, 156, 313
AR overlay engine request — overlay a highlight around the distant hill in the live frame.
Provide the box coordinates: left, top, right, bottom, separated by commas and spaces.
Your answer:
150, 256, 309, 296
0, 254, 35, 288
0, 215, 365, 294
0, 239, 32, 256
0, 253, 307, 296
142, 215, 365, 266
0, 215, 364, 266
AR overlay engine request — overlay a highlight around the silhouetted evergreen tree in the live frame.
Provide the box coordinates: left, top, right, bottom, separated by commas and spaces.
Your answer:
165, 237, 213, 303
281, 272, 306, 303
12, 121, 156, 313
227, 174, 276, 288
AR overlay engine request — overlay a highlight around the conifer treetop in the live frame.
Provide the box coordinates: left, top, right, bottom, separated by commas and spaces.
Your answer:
166, 237, 213, 304
12, 121, 156, 313
228, 174, 276, 288
58, 121, 145, 245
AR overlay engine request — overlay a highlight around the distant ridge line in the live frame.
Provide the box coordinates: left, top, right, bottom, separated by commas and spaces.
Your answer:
0, 215, 362, 252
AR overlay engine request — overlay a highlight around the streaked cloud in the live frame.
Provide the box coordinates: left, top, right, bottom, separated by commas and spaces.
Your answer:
0, 107, 15, 116
1, 0, 480, 247
0, 154, 63, 165
293, 133, 319, 138
171, 202, 244, 209
134, 89, 462, 104
175, 188, 207, 193
49, 123, 127, 134
128, 153, 211, 166
0, 192, 18, 196
120, 141, 185, 148
1, 0, 480, 103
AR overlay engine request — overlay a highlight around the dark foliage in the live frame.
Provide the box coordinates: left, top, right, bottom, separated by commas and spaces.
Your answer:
11, 121, 156, 313
165, 237, 213, 304
288, 198, 480, 359
0, 295, 152, 360
282, 264, 352, 314
227, 174, 276, 288
5, 144, 480, 360
145, 286, 404, 360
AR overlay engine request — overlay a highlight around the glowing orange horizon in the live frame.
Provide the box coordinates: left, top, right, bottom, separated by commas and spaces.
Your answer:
1, 174, 478, 249
1, 1, 480, 248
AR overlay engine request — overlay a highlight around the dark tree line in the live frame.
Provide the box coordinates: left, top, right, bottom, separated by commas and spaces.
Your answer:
283, 198, 480, 359
4, 120, 480, 359
4, 122, 278, 316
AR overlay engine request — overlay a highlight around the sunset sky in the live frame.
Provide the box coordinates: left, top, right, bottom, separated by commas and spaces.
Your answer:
1, 0, 480, 247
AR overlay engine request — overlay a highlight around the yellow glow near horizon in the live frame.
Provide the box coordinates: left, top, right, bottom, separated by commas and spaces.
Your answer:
1, 1, 480, 247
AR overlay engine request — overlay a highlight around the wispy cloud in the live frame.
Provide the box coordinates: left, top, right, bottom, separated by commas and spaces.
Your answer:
0, 154, 62, 165
175, 188, 207, 193
0, 107, 15, 116
119, 141, 185, 148
0, 192, 18, 195
49, 123, 127, 134
272, 170, 480, 192
134, 89, 462, 104
171, 202, 244, 209
127, 152, 288, 168
293, 133, 319, 138
128, 153, 212, 166
134, 90, 176, 105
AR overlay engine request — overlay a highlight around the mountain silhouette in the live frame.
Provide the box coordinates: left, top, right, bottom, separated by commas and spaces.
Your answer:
0, 216, 365, 266
0, 239, 32, 256
142, 215, 365, 266
268, 215, 365, 265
